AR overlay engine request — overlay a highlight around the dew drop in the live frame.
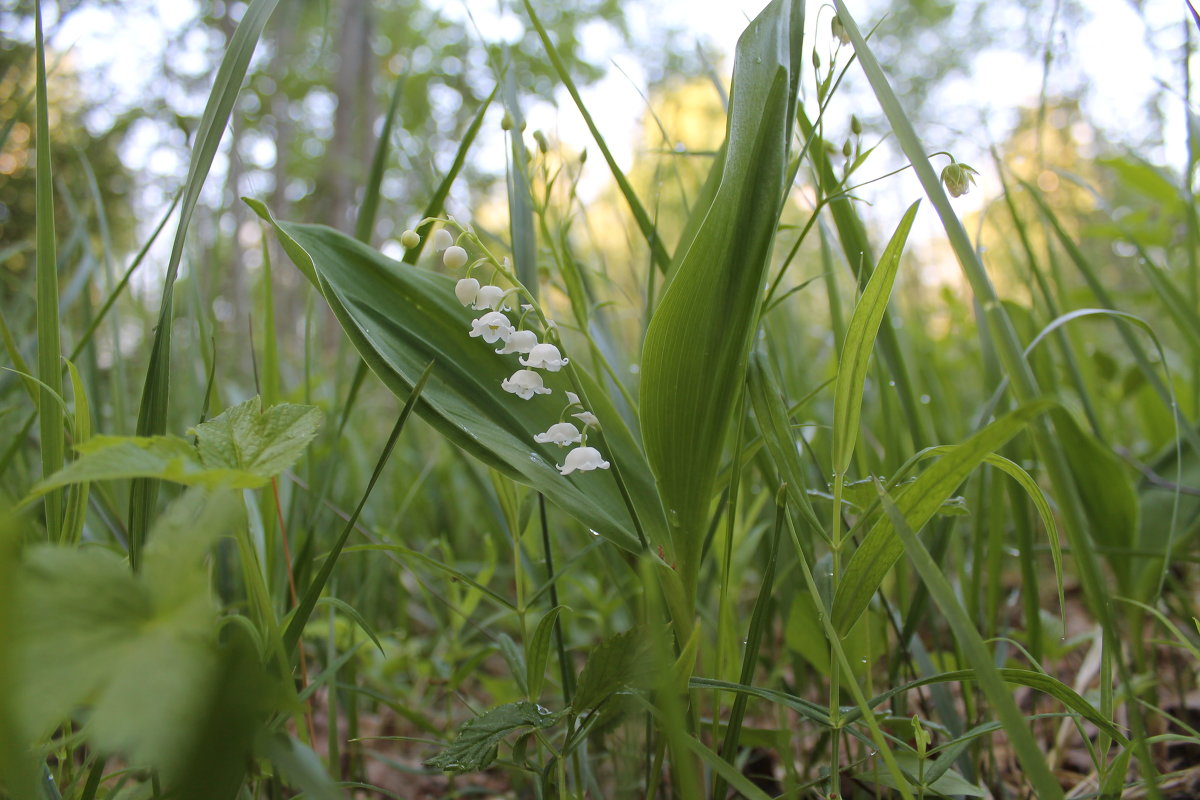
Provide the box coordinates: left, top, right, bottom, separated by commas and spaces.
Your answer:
919, 394, 931, 404
888, 380, 896, 387
588, 529, 600, 537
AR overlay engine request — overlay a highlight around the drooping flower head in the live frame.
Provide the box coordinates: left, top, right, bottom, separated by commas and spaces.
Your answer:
501, 369, 552, 400
564, 391, 581, 406
495, 329, 538, 355
469, 311, 514, 343
520, 343, 569, 372
572, 411, 599, 428
533, 422, 582, 446
474, 284, 511, 311
400, 229, 421, 249
557, 446, 610, 475
941, 161, 979, 198
455, 278, 481, 306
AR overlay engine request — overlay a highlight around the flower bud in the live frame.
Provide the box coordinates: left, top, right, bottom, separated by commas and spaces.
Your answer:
501, 112, 514, 131
533, 130, 549, 154
443, 245, 469, 270
842, 139, 852, 158
812, 49, 821, 70
940, 161, 979, 198
400, 229, 421, 248
433, 228, 454, 251
850, 115, 862, 135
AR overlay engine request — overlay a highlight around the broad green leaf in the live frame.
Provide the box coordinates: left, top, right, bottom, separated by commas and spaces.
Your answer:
571, 627, 657, 713
526, 606, 566, 701
192, 396, 322, 478
8, 490, 280, 792
425, 701, 558, 774
832, 201, 919, 475
639, 0, 803, 590
832, 400, 1053, 634
248, 199, 657, 554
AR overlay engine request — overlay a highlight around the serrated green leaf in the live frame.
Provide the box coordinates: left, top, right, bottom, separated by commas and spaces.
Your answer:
639, 0, 803, 592
832, 399, 1053, 634
30, 398, 322, 498
247, 199, 657, 554
30, 435, 242, 493
426, 701, 558, 774
192, 396, 322, 479
571, 627, 658, 713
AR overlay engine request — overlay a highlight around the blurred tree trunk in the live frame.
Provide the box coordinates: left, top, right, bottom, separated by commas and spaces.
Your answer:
318, 0, 375, 235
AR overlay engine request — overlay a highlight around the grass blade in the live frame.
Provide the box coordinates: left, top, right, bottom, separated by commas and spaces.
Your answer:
34, 0, 64, 541
832, 399, 1053, 634
521, 0, 671, 272
128, 0, 280, 568
875, 479, 1066, 799
282, 362, 433, 656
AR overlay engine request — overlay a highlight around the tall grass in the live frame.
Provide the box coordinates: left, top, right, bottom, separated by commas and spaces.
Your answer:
2, 1, 1198, 799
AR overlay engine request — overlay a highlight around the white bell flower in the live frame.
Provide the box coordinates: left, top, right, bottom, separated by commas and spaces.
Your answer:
520, 343, 569, 372
433, 228, 454, 251
501, 369, 552, 400
474, 284, 511, 311
455, 278, 480, 306
469, 311, 514, 343
557, 446, 610, 475
533, 422, 582, 446
564, 391, 581, 406
572, 411, 599, 427
443, 245, 469, 270
495, 329, 538, 355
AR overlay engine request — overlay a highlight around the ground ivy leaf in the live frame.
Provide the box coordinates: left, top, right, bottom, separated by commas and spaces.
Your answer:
192, 396, 322, 479
426, 701, 558, 774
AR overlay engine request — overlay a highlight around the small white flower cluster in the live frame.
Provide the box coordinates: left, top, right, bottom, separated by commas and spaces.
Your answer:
404, 223, 611, 476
